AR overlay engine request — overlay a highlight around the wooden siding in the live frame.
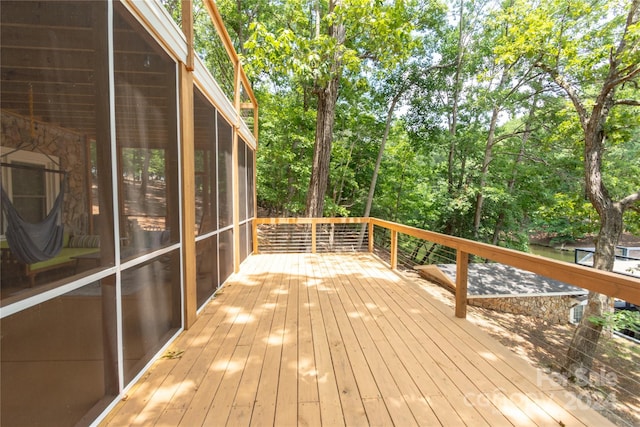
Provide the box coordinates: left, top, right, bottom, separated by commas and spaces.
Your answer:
101, 253, 614, 426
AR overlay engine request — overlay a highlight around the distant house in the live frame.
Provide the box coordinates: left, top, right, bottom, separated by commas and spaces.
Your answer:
0, 1, 256, 425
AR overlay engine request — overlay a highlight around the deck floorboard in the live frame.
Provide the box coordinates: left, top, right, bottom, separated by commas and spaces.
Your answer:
101, 253, 614, 426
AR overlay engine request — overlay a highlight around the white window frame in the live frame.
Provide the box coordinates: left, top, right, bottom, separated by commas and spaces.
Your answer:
1, 146, 61, 234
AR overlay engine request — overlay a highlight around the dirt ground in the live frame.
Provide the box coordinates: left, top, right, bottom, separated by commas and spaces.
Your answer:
402, 270, 640, 427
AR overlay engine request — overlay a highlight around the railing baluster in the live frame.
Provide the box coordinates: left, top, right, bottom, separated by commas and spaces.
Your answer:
455, 249, 469, 318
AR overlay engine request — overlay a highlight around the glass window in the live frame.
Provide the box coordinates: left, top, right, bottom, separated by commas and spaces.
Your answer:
0, 0, 115, 298
114, 6, 179, 260
7, 162, 46, 223
0, 277, 118, 426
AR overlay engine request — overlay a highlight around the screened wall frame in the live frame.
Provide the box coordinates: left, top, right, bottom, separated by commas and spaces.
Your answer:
190, 99, 257, 310
1, 0, 258, 425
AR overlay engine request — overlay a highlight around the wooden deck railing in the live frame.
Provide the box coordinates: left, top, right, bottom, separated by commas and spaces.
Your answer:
254, 217, 640, 319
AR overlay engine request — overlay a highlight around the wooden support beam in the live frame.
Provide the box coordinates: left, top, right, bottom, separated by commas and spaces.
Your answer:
368, 221, 374, 253
390, 229, 398, 270
455, 250, 469, 319
181, 0, 194, 71
232, 64, 241, 273
179, 63, 197, 329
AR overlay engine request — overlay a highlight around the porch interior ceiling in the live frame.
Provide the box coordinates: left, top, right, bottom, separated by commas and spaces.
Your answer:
0, 1, 175, 149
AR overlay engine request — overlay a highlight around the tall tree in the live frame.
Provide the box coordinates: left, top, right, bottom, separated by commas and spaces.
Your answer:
497, 0, 640, 380
306, 0, 346, 217
244, 0, 425, 217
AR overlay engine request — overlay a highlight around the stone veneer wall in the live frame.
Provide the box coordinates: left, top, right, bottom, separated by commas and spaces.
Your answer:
467, 295, 578, 324
1, 111, 89, 234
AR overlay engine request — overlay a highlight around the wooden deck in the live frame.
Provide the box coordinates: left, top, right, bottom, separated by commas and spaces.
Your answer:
101, 253, 613, 426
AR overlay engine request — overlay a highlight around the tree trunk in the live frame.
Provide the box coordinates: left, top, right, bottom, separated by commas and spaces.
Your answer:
473, 61, 511, 240
306, 76, 340, 217
530, 0, 640, 381
491, 99, 535, 245
563, 92, 620, 379
447, 0, 465, 194
334, 138, 356, 207
363, 95, 399, 219
563, 208, 620, 379
305, 1, 345, 218
472, 105, 500, 240
419, 243, 438, 264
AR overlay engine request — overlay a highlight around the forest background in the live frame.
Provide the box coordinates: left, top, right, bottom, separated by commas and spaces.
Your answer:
163, 0, 640, 252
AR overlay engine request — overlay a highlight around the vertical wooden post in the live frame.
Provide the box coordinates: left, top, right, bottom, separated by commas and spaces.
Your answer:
232, 132, 240, 273
455, 250, 469, 318
311, 222, 317, 253
179, 63, 197, 329
252, 148, 258, 255
368, 221, 374, 253
390, 229, 398, 270
232, 64, 241, 273
182, 0, 194, 72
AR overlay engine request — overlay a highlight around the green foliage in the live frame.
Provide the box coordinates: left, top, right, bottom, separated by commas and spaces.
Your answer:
213, 0, 638, 252
242, 0, 421, 88
121, 149, 165, 181
532, 193, 598, 243
589, 310, 640, 335
255, 89, 314, 215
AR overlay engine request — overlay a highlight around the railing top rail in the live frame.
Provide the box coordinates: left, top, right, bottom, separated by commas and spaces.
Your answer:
255, 217, 368, 225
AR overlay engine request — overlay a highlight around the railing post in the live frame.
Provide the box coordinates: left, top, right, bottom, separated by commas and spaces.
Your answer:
368, 221, 374, 253
178, 62, 197, 329
390, 229, 398, 270
455, 250, 469, 318
311, 222, 317, 254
